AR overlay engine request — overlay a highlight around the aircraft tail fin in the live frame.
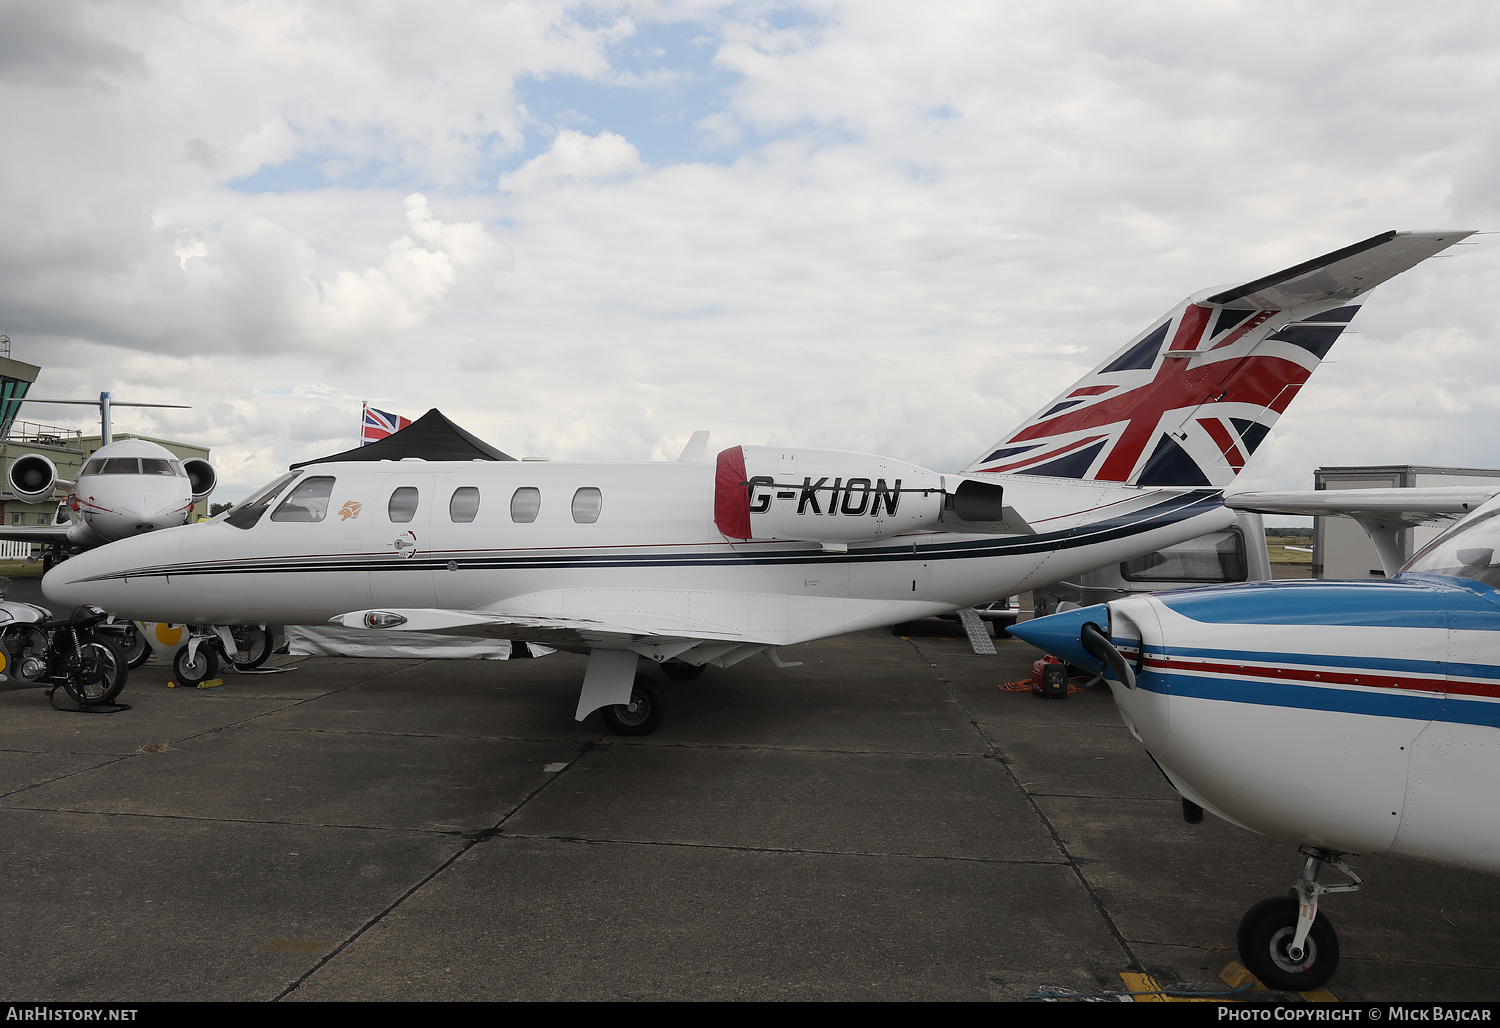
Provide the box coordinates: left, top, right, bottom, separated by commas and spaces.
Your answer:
964, 230, 1474, 486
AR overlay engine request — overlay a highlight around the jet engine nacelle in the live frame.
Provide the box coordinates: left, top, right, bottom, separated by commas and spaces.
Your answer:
8, 454, 60, 503
183, 458, 216, 503
715, 445, 962, 544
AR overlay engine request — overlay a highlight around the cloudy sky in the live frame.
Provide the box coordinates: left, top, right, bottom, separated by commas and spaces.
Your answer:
2, 0, 1498, 503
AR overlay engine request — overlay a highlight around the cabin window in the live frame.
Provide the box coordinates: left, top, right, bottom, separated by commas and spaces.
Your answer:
100, 458, 140, 474
271, 476, 336, 523
571, 487, 603, 524
510, 487, 540, 524
140, 459, 176, 476
1121, 528, 1247, 583
449, 487, 481, 523
388, 486, 420, 524
225, 471, 303, 530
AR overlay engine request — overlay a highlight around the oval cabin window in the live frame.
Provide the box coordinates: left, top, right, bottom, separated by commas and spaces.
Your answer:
571, 487, 603, 524
510, 487, 541, 524
388, 486, 420, 524
450, 487, 481, 523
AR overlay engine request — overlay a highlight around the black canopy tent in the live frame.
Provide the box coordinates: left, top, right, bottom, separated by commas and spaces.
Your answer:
290, 409, 515, 468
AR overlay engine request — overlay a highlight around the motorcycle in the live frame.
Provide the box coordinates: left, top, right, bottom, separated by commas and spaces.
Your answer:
0, 580, 127, 706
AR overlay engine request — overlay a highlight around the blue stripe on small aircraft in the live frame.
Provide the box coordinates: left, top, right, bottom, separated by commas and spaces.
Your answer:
1144, 669, 1449, 723
1157, 578, 1500, 629
1138, 642, 1452, 679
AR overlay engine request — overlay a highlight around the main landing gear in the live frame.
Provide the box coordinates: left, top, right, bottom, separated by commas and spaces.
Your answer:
1238, 848, 1361, 991
600, 674, 665, 736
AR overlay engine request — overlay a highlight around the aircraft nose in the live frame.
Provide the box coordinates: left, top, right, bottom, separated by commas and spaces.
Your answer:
40, 555, 94, 609
1007, 604, 1112, 671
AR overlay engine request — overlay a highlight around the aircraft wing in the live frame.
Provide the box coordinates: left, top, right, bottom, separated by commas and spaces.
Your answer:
1226, 487, 1497, 527
0, 524, 71, 545
329, 606, 777, 668
1205, 230, 1473, 309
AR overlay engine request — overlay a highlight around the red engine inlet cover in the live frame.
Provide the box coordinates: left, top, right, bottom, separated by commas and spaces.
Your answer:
714, 446, 752, 540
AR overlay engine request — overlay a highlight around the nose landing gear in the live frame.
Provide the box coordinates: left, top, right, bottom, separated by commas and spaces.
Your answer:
1238, 848, 1362, 991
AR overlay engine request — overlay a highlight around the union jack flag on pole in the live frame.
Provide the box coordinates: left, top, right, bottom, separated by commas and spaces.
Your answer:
362, 403, 412, 445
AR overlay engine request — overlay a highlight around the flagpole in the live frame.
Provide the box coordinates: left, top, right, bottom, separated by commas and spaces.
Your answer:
360, 401, 368, 447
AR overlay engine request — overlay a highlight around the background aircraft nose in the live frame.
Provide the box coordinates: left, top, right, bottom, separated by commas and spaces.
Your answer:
1007, 604, 1112, 671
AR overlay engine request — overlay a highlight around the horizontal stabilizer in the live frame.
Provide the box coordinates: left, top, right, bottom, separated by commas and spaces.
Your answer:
1207, 231, 1473, 309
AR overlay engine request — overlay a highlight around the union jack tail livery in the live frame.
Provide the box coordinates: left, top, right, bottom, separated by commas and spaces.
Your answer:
362, 403, 412, 445
966, 230, 1474, 486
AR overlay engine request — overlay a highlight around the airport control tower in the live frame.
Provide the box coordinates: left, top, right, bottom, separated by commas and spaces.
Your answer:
0, 334, 40, 437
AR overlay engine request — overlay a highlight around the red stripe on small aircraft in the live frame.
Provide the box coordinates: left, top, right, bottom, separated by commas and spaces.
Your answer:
1197, 418, 1245, 470
977, 434, 1108, 474
1141, 654, 1492, 697
1069, 385, 1117, 397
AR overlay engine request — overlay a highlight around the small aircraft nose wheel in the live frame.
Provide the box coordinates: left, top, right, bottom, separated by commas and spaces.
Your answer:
1237, 896, 1340, 991
600, 674, 665, 736
173, 644, 220, 687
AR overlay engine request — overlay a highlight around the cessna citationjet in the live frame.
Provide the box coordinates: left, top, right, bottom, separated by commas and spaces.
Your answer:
43, 230, 1472, 733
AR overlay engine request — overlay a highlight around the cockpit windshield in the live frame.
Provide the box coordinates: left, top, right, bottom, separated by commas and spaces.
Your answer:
221, 471, 303, 530
1401, 501, 1500, 589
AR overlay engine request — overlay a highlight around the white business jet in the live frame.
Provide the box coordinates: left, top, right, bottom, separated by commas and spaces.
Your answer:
2, 392, 217, 558
42, 230, 1473, 734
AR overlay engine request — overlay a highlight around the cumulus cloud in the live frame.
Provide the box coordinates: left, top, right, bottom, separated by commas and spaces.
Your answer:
2, 1, 1498, 504
500, 129, 648, 190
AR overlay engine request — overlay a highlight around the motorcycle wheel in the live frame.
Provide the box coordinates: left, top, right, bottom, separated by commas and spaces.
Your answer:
65, 636, 128, 706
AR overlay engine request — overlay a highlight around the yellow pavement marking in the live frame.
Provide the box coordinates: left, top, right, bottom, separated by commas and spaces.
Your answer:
1118, 972, 1217, 1002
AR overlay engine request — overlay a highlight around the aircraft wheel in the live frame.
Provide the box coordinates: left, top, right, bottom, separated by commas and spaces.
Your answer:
661, 660, 704, 681
118, 623, 152, 669
229, 625, 272, 670
173, 644, 219, 687
1237, 896, 1340, 992
600, 674, 665, 736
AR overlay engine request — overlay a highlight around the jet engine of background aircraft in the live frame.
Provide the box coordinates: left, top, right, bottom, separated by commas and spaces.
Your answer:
7, 453, 61, 503
182, 458, 216, 505
715, 446, 1021, 545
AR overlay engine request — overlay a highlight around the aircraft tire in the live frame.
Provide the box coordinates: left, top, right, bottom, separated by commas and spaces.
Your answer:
173, 644, 219, 687
229, 625, 272, 670
1237, 896, 1339, 992
600, 674, 665, 736
661, 661, 704, 681
118, 623, 152, 669
65, 636, 128, 706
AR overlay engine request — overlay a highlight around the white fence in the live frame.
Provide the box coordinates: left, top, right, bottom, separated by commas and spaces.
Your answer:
0, 540, 34, 559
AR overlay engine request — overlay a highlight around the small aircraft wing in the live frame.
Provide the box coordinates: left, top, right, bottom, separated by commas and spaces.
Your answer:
1227, 486, 1500, 577
1205, 230, 1473, 309
1226, 487, 1497, 526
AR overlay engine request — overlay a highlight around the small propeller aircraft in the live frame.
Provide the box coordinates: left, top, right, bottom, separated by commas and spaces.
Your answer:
1009, 487, 1500, 992
2, 392, 217, 559
42, 230, 1473, 737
